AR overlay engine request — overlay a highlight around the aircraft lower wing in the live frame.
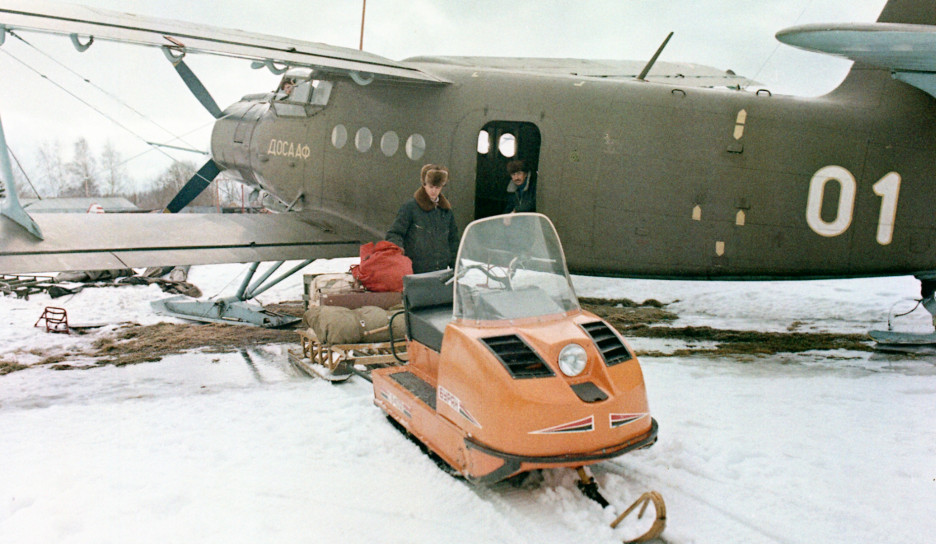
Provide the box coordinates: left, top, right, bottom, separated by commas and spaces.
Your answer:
0, 0, 448, 85
776, 22, 936, 98
0, 211, 366, 274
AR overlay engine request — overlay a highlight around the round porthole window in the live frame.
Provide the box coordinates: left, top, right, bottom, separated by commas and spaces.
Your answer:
406, 134, 426, 160
331, 125, 348, 148
477, 130, 491, 154
355, 127, 373, 152
381, 131, 400, 156
498, 133, 516, 158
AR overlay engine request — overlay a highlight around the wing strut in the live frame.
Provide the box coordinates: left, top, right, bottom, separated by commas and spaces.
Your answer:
0, 113, 42, 239
151, 259, 314, 327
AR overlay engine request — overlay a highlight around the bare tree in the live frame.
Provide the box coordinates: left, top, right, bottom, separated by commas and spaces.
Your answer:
36, 140, 69, 197
99, 141, 130, 196
64, 138, 99, 197
131, 160, 217, 210
217, 173, 249, 208
158, 160, 196, 194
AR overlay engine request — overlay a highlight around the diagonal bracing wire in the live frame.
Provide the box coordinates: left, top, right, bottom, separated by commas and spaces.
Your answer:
0, 33, 234, 189
0, 46, 197, 166
7, 30, 203, 152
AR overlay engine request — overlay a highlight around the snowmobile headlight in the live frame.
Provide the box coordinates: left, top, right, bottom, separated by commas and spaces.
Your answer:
558, 344, 587, 377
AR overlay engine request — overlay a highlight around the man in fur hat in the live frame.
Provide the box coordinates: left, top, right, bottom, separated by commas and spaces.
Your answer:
504, 159, 535, 213
385, 164, 459, 274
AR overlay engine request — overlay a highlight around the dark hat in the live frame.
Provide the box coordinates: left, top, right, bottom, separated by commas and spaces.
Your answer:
506, 160, 525, 175
420, 164, 449, 187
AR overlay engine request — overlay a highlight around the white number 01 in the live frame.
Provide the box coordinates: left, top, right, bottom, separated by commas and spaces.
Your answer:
805, 165, 901, 245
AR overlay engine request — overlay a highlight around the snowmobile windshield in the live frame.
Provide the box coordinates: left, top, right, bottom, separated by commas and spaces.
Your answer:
453, 213, 580, 322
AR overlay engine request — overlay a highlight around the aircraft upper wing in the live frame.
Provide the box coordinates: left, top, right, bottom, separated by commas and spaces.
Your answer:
0, 0, 448, 85
406, 56, 754, 88
0, 211, 368, 274
776, 23, 936, 98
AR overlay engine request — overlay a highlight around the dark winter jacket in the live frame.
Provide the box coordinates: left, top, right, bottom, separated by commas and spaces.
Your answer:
386, 187, 459, 274
504, 176, 536, 213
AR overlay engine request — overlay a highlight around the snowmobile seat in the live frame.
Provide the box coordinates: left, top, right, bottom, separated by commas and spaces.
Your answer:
403, 269, 454, 352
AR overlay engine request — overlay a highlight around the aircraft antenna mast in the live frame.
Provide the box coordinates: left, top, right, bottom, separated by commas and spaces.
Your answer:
637, 31, 673, 81
359, 0, 367, 50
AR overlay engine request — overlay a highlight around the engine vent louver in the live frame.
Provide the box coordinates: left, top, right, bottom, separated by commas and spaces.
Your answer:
581, 321, 633, 366
481, 334, 554, 379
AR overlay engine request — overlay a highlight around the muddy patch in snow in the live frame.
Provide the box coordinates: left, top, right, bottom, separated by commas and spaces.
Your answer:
581, 297, 874, 357
42, 322, 298, 371
3, 297, 879, 375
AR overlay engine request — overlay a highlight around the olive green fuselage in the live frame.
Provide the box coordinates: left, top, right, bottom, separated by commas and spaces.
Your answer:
212, 62, 936, 280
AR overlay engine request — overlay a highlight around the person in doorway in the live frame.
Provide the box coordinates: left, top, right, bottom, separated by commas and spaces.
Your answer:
386, 164, 459, 274
504, 159, 535, 213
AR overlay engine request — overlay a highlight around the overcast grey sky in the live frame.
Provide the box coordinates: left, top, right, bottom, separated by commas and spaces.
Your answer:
0, 0, 888, 189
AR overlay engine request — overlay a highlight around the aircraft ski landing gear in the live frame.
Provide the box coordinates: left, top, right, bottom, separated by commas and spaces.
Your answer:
575, 466, 666, 543
151, 260, 312, 328
920, 278, 936, 327
869, 275, 936, 351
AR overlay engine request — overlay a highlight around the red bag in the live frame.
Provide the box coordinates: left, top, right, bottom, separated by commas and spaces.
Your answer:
351, 241, 413, 292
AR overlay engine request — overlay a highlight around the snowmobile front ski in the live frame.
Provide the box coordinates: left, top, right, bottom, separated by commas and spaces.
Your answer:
575, 466, 666, 543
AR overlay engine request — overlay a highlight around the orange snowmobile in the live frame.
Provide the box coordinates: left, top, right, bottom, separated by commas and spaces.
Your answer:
372, 213, 659, 486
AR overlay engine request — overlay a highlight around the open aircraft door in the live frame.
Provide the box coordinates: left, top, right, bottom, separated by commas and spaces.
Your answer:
474, 121, 541, 219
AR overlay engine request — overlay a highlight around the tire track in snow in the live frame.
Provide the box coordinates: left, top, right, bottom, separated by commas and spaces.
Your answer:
601, 460, 807, 544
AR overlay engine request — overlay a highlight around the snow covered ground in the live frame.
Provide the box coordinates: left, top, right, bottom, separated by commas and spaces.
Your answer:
1, 260, 934, 543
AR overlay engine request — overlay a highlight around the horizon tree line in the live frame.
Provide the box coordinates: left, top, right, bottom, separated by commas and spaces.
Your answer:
4, 138, 250, 211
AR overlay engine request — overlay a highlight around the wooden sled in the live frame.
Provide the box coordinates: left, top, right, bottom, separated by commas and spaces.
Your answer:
288, 329, 407, 382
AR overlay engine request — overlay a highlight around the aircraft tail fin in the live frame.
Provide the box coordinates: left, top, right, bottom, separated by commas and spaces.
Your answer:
876, 0, 936, 25
776, 0, 936, 100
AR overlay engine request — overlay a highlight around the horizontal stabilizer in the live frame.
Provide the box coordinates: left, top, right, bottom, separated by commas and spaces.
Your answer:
0, 0, 448, 85
0, 211, 366, 274
776, 22, 936, 98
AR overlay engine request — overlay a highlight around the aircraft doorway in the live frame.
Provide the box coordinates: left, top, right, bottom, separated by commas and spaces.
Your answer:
474, 121, 540, 219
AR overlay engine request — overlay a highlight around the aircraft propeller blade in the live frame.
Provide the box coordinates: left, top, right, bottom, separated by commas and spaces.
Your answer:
163, 159, 221, 213
168, 53, 224, 119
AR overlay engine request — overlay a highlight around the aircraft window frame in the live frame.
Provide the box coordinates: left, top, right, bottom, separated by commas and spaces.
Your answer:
477, 130, 492, 155
381, 131, 400, 156
273, 68, 334, 117
310, 81, 333, 106
498, 133, 517, 158
290, 80, 313, 103
356, 127, 374, 152
332, 125, 348, 149
406, 134, 426, 160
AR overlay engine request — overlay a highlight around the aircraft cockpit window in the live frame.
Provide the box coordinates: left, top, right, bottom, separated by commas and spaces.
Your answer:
291, 80, 312, 103
498, 133, 517, 158
477, 130, 491, 155
273, 68, 334, 117
310, 81, 333, 106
